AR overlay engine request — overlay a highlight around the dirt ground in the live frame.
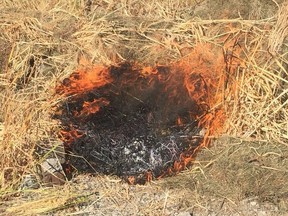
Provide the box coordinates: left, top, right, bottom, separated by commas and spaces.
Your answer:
0, 0, 287, 215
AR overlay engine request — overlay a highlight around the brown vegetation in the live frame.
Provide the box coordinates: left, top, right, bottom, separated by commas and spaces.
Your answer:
0, 0, 287, 215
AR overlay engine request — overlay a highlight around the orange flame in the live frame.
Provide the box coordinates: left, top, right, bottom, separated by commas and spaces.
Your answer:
59, 126, 83, 145
55, 43, 242, 183
57, 65, 112, 96
177, 117, 183, 125
146, 171, 153, 182
127, 176, 135, 185
79, 98, 110, 116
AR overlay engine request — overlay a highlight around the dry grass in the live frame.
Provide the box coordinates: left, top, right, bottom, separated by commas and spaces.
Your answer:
2, 138, 288, 215
0, 0, 287, 215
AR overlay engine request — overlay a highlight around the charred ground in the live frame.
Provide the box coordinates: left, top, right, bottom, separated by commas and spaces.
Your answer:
55, 63, 206, 183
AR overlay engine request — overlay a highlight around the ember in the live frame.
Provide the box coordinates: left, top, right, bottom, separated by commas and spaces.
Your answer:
55, 52, 225, 184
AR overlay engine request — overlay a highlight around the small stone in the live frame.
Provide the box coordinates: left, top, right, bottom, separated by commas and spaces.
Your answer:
41, 158, 62, 173
19, 174, 40, 190
40, 157, 67, 186
42, 171, 66, 187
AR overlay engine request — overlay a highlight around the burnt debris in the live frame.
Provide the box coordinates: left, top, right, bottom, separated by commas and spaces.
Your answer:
55, 63, 208, 184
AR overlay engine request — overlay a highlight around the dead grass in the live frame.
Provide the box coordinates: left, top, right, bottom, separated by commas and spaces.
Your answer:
0, 0, 287, 215
2, 138, 287, 215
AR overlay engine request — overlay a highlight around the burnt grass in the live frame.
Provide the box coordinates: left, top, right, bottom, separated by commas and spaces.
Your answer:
55, 63, 207, 184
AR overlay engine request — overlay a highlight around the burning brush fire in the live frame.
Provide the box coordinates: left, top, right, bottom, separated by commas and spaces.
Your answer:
54, 46, 226, 184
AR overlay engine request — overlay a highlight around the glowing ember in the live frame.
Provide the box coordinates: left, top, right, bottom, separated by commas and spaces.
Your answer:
54, 47, 226, 184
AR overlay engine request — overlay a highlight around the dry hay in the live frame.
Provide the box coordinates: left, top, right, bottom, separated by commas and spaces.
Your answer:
0, 0, 287, 215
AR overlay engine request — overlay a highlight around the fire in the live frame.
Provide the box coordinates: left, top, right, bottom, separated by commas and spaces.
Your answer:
79, 98, 109, 116
56, 65, 112, 96
176, 117, 183, 125
54, 44, 229, 184
59, 126, 83, 145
